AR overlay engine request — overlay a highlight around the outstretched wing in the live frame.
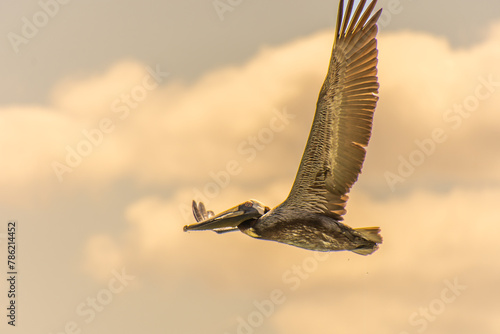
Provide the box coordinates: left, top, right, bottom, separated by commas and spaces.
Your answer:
278, 0, 382, 220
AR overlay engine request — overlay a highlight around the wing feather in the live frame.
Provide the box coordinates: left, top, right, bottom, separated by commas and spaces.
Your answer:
277, 0, 381, 220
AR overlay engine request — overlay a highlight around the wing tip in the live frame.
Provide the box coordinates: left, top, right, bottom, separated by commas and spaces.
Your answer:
336, 0, 382, 44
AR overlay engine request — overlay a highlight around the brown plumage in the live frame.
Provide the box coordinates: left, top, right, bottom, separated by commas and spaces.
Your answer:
183, 0, 383, 255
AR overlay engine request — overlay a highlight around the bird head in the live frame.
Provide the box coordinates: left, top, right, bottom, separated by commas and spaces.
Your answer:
183, 200, 269, 233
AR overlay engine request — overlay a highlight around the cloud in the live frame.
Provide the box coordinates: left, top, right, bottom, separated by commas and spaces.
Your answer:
369, 24, 500, 191
74, 25, 500, 326
50, 60, 151, 122
123, 196, 185, 254
81, 234, 124, 281
84, 186, 500, 282
81, 186, 500, 333
3, 18, 497, 333
3, 22, 500, 208
0, 106, 80, 205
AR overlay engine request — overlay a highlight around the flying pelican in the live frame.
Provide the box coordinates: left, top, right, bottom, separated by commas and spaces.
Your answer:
184, 0, 383, 255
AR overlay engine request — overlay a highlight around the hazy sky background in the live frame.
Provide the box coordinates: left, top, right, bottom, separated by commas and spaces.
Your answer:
1, 0, 500, 333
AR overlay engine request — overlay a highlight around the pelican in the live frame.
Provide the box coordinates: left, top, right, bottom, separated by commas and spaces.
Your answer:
184, 0, 383, 255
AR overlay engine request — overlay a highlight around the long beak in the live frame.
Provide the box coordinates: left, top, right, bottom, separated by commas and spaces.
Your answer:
183, 204, 260, 233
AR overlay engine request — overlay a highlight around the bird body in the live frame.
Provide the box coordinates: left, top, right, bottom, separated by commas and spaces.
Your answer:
183, 0, 383, 255
239, 208, 381, 254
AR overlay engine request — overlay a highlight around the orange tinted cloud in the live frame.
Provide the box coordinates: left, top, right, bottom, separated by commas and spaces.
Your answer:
3, 20, 494, 334
3, 24, 500, 206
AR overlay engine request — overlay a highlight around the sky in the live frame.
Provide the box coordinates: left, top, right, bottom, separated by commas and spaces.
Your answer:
1, 0, 500, 333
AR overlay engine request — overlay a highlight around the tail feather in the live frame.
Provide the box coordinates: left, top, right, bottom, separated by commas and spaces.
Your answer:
351, 245, 379, 255
355, 226, 382, 243
351, 227, 382, 256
